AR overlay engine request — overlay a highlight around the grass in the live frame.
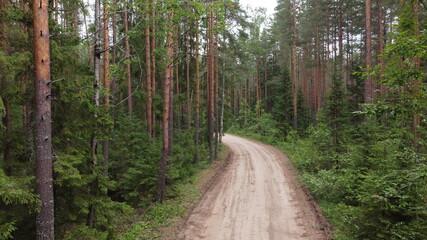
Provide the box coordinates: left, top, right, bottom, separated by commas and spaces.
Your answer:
116, 144, 229, 240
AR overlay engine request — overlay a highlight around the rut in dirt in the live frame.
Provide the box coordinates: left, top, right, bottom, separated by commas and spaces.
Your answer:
178, 134, 328, 240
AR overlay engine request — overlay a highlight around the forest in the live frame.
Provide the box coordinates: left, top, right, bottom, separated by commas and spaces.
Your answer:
0, 0, 426, 239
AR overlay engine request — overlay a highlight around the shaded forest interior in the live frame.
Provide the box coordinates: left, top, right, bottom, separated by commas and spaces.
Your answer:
0, 0, 426, 239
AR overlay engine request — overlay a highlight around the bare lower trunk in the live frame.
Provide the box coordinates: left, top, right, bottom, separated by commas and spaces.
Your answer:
33, 0, 54, 238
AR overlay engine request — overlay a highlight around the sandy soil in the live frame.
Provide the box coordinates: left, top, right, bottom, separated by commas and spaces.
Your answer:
178, 134, 329, 240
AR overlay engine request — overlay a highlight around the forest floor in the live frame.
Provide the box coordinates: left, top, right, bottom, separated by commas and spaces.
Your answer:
175, 134, 331, 240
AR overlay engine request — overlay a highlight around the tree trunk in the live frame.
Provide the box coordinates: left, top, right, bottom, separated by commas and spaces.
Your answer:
214, 32, 219, 160
338, 1, 343, 78
365, 0, 373, 103
186, 28, 191, 130
102, 0, 110, 176
264, 57, 268, 112
124, 0, 132, 114
157, 11, 174, 203
194, 23, 200, 163
292, 0, 298, 130
145, 0, 152, 137
88, 0, 101, 227
256, 60, 261, 117
151, 0, 157, 136
377, 0, 385, 94
33, 0, 54, 238
207, 5, 215, 161
412, 1, 420, 152
219, 59, 225, 142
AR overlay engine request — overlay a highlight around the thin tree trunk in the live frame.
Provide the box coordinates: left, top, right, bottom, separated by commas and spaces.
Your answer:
207, 5, 215, 161
338, 1, 343, 77
102, 0, 110, 176
88, 0, 101, 227
83, 3, 91, 70
157, 11, 174, 203
264, 57, 268, 112
33, 0, 54, 238
256, 60, 261, 117
365, 0, 373, 103
214, 32, 219, 160
151, 0, 157, 136
220, 59, 225, 142
1, 0, 12, 176
124, 0, 132, 114
194, 23, 200, 163
413, 1, 420, 152
186, 28, 191, 130
112, 0, 117, 108
145, 0, 152, 137
377, 0, 385, 94
292, 0, 298, 130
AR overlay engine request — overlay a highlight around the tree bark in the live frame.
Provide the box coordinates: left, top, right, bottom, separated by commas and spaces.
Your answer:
194, 23, 200, 163
365, 0, 373, 103
102, 0, 110, 176
412, 1, 420, 152
292, 0, 298, 130
157, 11, 174, 203
207, 5, 215, 161
214, 32, 219, 160
124, 0, 132, 114
145, 0, 152, 137
33, 0, 54, 238
151, 0, 157, 136
88, 0, 101, 227
186, 28, 191, 130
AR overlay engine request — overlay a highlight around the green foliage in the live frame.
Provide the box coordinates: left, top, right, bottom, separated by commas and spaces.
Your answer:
0, 170, 38, 239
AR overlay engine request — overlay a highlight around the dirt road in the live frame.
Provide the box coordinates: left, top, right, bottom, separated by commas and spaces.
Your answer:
178, 134, 328, 240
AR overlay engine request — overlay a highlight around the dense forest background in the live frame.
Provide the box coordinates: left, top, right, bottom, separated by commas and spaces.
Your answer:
0, 0, 426, 239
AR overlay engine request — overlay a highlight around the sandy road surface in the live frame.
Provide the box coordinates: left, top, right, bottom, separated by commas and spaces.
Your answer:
178, 134, 327, 240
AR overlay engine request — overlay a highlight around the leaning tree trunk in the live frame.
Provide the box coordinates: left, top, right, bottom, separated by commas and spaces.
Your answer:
33, 0, 54, 238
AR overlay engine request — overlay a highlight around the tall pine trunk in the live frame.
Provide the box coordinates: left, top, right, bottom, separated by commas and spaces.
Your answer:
207, 5, 215, 161
292, 0, 298, 130
157, 11, 174, 203
194, 23, 200, 163
145, 0, 152, 137
124, 0, 132, 114
151, 0, 157, 136
365, 0, 373, 103
102, 0, 110, 176
33, 0, 54, 238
